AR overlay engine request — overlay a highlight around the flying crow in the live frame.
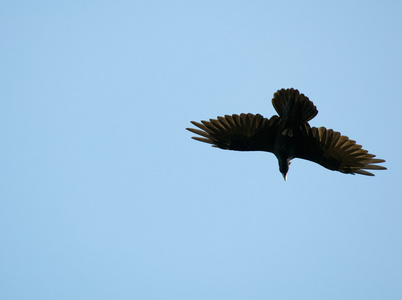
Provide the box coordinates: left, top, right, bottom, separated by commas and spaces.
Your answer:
186, 88, 386, 180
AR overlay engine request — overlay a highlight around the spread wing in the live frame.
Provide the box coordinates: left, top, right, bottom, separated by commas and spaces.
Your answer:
186, 113, 280, 152
295, 124, 387, 176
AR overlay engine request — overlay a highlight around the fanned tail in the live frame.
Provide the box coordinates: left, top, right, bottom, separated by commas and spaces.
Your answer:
272, 88, 318, 125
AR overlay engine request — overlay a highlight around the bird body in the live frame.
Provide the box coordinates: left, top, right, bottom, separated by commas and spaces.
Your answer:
274, 128, 296, 180
186, 88, 386, 180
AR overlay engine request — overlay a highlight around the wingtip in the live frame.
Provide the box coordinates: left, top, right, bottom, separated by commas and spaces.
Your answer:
191, 136, 214, 144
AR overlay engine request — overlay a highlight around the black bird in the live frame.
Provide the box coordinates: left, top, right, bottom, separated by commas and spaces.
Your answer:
186, 88, 386, 180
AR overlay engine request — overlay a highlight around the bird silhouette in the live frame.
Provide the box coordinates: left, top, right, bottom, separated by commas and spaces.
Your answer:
186, 88, 386, 180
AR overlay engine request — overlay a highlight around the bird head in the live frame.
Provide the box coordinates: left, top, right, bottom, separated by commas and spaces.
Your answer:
279, 158, 291, 181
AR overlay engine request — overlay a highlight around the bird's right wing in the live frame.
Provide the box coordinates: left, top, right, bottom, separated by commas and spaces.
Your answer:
186, 113, 280, 152
295, 124, 387, 176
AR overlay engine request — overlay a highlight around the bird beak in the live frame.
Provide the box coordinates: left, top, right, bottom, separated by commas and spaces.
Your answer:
283, 173, 287, 181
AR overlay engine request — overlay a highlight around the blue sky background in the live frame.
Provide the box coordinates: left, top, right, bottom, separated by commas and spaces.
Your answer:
1, 1, 401, 299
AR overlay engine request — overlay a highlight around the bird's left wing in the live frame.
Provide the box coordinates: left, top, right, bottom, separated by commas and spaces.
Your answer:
186, 113, 280, 153
295, 124, 387, 176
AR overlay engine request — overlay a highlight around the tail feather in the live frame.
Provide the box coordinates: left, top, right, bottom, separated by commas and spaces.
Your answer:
272, 88, 318, 124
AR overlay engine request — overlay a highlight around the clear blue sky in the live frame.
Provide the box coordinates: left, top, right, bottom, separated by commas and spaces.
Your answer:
1, 1, 401, 299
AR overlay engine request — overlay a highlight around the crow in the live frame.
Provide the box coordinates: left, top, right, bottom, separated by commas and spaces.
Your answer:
186, 88, 386, 180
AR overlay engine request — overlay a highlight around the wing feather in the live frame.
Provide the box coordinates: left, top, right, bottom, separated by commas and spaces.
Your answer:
186, 113, 280, 152
295, 124, 386, 176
